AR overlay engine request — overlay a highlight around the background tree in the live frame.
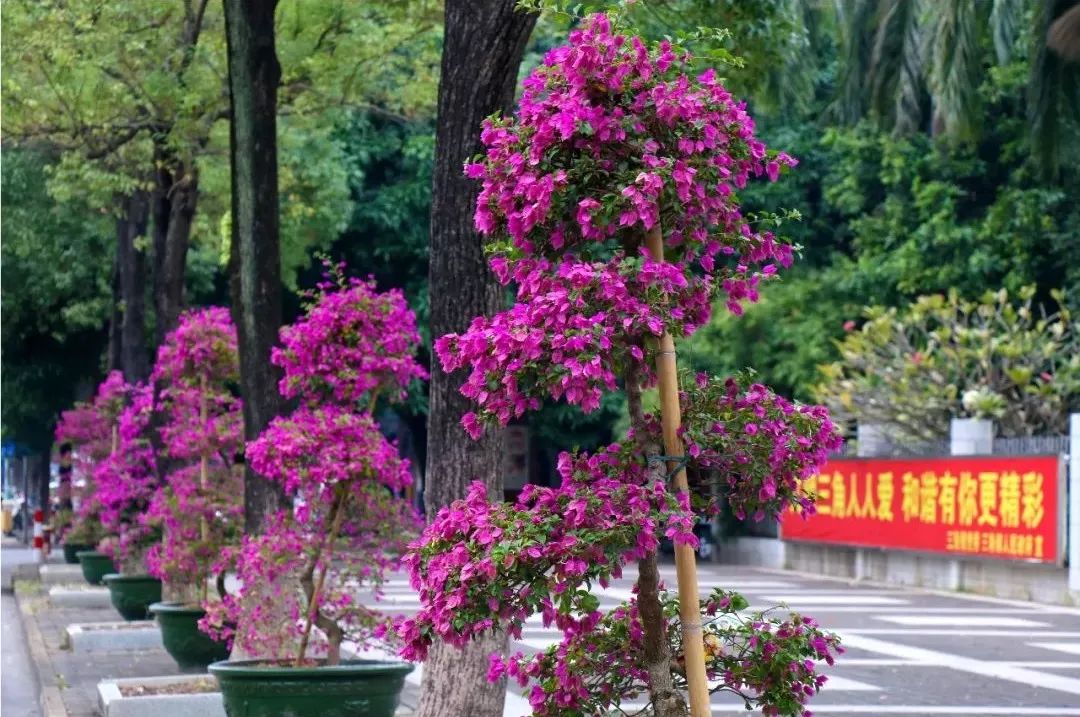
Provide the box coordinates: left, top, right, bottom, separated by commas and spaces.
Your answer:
419, 3, 538, 716
815, 286, 1079, 443
223, 0, 288, 531
1, 149, 114, 515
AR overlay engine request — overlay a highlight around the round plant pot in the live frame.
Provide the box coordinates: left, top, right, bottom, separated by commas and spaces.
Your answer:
75, 551, 116, 585
209, 659, 413, 717
103, 574, 162, 621
62, 542, 93, 565
150, 601, 230, 671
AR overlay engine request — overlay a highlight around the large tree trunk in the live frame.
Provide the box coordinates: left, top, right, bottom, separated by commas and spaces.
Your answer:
224, 0, 288, 533
418, 3, 536, 716
117, 191, 150, 382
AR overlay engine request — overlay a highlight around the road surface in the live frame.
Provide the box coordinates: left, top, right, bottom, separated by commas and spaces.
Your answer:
364, 561, 1080, 717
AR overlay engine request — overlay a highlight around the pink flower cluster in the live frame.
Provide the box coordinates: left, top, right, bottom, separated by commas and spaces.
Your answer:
93, 383, 159, 566
492, 589, 843, 717
144, 308, 245, 588
468, 12, 795, 303
55, 371, 130, 545
436, 254, 712, 437
398, 444, 699, 661
669, 372, 843, 521
275, 275, 427, 406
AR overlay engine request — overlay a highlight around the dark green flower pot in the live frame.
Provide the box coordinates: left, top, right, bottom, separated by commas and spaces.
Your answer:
209, 659, 413, 717
103, 574, 162, 621
150, 601, 230, 672
62, 542, 93, 565
75, 551, 116, 585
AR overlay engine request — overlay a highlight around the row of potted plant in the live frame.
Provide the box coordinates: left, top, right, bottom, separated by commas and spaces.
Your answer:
55, 269, 425, 713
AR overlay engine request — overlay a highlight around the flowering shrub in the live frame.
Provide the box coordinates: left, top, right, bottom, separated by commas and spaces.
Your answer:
54, 371, 129, 546
402, 13, 842, 717
815, 285, 1079, 443
93, 383, 160, 569
144, 308, 244, 599
203, 271, 423, 664
493, 589, 842, 716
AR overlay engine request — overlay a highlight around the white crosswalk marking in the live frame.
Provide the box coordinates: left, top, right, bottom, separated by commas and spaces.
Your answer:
876, 615, 1050, 627
1028, 642, 1080, 657
763, 594, 909, 605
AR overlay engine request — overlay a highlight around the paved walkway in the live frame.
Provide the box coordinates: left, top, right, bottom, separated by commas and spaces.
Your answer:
364, 562, 1080, 717
3, 542, 43, 717
10, 547, 1079, 716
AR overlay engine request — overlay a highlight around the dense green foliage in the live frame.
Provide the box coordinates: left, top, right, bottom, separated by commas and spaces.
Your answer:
1, 151, 113, 451
815, 286, 1079, 442
3, 0, 1077, 456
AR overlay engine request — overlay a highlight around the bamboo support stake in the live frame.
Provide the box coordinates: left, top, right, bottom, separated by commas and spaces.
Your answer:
199, 377, 210, 606
644, 224, 711, 717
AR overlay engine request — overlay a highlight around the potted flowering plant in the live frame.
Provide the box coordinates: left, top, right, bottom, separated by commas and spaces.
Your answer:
54, 373, 126, 577
205, 268, 425, 717
94, 382, 165, 619
399, 13, 842, 717
143, 308, 245, 669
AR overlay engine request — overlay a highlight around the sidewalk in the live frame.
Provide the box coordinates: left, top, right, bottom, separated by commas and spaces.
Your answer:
10, 557, 421, 717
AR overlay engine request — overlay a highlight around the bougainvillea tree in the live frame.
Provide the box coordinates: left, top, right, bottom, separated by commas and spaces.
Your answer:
203, 269, 425, 664
399, 14, 842, 717
145, 307, 244, 604
53, 371, 129, 548
94, 382, 161, 572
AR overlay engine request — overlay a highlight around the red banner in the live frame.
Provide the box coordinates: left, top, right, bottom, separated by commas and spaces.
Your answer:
780, 454, 1063, 564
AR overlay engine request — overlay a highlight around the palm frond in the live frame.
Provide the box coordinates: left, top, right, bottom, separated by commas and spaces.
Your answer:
990, 0, 1026, 64
927, 0, 987, 141
867, 0, 927, 135
830, 0, 880, 124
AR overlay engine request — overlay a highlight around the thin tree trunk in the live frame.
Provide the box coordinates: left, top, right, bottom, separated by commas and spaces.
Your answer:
626, 364, 688, 717
419, 3, 536, 716
223, 0, 288, 533
107, 252, 122, 374
154, 168, 196, 345
118, 191, 150, 382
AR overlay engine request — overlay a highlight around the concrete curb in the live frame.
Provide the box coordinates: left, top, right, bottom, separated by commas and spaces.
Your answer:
47, 585, 111, 609
97, 675, 224, 717
39, 564, 84, 586
64, 621, 160, 652
15, 583, 69, 717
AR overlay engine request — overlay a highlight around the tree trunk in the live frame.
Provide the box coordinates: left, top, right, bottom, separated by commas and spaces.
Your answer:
107, 253, 122, 374
153, 167, 196, 346
224, 0, 288, 533
418, 3, 536, 716
117, 191, 151, 382
626, 366, 688, 717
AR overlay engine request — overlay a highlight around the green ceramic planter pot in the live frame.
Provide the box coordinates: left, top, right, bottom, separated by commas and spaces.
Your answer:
209, 659, 413, 717
75, 551, 116, 585
102, 574, 162, 621
62, 542, 93, 565
150, 601, 230, 671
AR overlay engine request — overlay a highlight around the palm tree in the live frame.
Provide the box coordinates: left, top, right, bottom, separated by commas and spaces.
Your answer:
831, 0, 1079, 174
